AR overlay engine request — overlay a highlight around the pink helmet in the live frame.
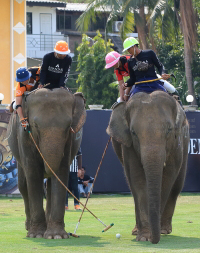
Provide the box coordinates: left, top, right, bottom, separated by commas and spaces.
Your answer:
105, 51, 121, 69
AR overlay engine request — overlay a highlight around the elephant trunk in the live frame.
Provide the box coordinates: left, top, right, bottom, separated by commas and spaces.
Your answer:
141, 145, 166, 244
39, 129, 69, 175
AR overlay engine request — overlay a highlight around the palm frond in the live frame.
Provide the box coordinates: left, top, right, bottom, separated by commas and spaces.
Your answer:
149, 0, 167, 21
76, 0, 121, 32
120, 11, 135, 41
76, 1, 96, 32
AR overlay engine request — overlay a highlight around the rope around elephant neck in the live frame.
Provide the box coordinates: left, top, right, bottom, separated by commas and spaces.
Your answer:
28, 130, 110, 228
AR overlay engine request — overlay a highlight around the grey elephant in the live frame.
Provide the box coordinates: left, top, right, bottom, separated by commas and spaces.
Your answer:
107, 91, 189, 244
7, 88, 86, 239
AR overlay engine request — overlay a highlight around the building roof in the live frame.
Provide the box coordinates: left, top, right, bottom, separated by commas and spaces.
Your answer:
26, 0, 66, 7
57, 3, 111, 12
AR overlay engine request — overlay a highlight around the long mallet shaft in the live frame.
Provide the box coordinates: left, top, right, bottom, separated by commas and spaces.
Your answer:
74, 137, 114, 234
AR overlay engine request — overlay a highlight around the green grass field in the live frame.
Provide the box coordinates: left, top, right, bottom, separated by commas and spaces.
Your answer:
0, 193, 200, 253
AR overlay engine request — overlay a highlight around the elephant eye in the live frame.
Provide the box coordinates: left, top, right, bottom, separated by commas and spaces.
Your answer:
131, 129, 137, 136
166, 127, 173, 135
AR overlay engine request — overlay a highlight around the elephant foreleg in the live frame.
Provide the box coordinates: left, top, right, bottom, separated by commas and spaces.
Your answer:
17, 163, 30, 231
161, 158, 187, 234
122, 146, 150, 241
44, 165, 69, 239
25, 163, 46, 238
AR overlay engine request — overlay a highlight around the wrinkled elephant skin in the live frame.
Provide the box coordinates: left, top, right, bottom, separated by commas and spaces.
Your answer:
107, 91, 189, 244
7, 88, 86, 239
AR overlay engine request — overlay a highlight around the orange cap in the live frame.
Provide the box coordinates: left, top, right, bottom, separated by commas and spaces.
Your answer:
54, 40, 70, 55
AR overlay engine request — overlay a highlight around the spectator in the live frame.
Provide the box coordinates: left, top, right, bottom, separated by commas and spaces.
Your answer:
65, 148, 82, 210
78, 167, 94, 198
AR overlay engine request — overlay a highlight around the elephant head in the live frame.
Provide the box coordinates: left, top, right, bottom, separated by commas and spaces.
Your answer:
107, 91, 189, 243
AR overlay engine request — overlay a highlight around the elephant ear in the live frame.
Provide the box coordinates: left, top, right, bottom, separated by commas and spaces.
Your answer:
71, 92, 86, 133
175, 104, 188, 136
106, 102, 132, 147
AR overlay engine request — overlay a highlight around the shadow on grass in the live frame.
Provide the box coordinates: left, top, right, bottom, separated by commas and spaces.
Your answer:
131, 234, 200, 249
25, 235, 109, 248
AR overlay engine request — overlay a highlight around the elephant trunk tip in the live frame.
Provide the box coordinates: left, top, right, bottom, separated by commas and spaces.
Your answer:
151, 237, 160, 244
151, 234, 160, 244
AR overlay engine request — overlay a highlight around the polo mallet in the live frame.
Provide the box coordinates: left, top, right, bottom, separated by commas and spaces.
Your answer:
68, 233, 79, 238
28, 131, 111, 234
74, 137, 114, 234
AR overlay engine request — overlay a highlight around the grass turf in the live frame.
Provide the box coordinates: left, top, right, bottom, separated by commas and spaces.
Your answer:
0, 193, 200, 253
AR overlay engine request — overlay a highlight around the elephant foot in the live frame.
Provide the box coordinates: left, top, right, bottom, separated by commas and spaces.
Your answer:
26, 222, 47, 238
161, 224, 172, 234
132, 225, 138, 235
44, 229, 69, 239
136, 230, 151, 242
44, 222, 69, 239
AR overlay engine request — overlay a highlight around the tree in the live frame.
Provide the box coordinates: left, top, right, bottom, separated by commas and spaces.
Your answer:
67, 42, 79, 93
76, 32, 118, 109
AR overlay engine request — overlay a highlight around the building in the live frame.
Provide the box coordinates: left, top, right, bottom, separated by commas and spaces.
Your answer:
26, 0, 68, 59
26, 1, 138, 56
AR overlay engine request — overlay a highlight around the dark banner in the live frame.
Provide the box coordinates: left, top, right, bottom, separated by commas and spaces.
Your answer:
0, 109, 18, 194
82, 110, 130, 193
0, 109, 200, 194
183, 112, 200, 191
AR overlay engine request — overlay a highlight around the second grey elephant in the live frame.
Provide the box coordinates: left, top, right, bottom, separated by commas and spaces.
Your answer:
107, 91, 189, 244
7, 88, 86, 239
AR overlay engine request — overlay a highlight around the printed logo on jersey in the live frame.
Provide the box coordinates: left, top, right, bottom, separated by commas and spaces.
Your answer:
48, 64, 63, 74
133, 60, 149, 71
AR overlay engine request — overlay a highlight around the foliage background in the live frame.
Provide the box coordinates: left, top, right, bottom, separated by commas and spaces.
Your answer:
75, 32, 118, 109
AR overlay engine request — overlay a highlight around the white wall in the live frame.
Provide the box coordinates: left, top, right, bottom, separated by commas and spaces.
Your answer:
27, 6, 57, 34
26, 6, 68, 58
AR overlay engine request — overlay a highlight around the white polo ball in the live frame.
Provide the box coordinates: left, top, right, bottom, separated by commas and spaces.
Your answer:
116, 233, 121, 239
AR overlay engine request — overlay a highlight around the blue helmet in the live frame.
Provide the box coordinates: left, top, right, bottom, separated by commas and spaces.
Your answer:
15, 67, 31, 82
